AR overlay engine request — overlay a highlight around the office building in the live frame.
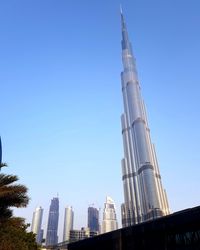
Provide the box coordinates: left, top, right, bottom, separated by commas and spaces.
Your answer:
63, 206, 74, 242
46, 197, 59, 246
102, 196, 118, 233
70, 228, 98, 243
31, 206, 44, 244
88, 206, 99, 232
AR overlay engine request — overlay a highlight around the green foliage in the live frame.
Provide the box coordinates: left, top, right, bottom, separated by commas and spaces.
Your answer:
0, 174, 29, 220
0, 163, 40, 250
0, 217, 40, 250
0, 164, 29, 221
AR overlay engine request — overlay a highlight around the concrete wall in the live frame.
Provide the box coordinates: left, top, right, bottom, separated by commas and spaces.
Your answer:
67, 206, 200, 250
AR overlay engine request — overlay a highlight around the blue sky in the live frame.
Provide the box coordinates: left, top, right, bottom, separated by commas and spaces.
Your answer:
1, 0, 200, 241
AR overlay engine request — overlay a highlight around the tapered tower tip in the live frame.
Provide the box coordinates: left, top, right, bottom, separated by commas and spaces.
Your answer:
120, 4, 123, 14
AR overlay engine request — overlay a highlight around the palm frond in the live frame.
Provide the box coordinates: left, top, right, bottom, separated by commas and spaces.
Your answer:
0, 184, 29, 207
0, 207, 12, 221
0, 168, 30, 222
0, 163, 7, 171
0, 174, 19, 187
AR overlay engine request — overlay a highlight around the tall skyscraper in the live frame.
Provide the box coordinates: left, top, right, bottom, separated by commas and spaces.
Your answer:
102, 196, 118, 233
46, 197, 59, 246
31, 206, 44, 244
63, 206, 74, 242
120, 10, 170, 227
87, 206, 99, 232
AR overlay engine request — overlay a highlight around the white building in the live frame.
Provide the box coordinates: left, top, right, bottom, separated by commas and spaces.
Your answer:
63, 206, 74, 242
102, 196, 118, 233
31, 206, 43, 244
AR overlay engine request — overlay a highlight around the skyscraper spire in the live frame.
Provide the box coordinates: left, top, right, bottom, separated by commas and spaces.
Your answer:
120, 4, 123, 15
120, 10, 130, 50
120, 12, 170, 227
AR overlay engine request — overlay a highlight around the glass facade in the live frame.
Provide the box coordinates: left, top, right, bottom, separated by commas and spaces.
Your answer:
120, 12, 170, 227
46, 197, 59, 246
87, 207, 99, 232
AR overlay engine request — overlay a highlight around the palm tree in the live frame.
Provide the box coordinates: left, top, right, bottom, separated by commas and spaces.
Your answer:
0, 163, 29, 222
0, 162, 7, 171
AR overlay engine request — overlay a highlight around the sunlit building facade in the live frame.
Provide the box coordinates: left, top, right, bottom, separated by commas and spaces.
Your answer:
31, 206, 44, 244
102, 196, 118, 233
120, 11, 170, 227
63, 206, 74, 242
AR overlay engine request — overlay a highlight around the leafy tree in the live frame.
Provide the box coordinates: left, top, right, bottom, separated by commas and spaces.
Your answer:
0, 217, 40, 250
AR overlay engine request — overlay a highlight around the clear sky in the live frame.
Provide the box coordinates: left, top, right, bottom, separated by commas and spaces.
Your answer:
1, 0, 200, 241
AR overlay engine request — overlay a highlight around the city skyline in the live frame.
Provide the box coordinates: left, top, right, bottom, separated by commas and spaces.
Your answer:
29, 201, 109, 244
1, 0, 200, 241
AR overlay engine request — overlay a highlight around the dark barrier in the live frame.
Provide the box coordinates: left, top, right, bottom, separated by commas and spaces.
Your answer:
67, 206, 200, 250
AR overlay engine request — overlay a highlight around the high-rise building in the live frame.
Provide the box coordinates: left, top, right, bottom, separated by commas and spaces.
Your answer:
102, 196, 118, 233
120, 10, 170, 227
31, 206, 44, 244
46, 197, 59, 246
87, 206, 99, 233
63, 206, 74, 242
69, 227, 98, 243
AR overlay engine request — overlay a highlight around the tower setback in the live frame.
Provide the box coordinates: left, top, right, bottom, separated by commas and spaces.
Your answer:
120, 11, 170, 227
